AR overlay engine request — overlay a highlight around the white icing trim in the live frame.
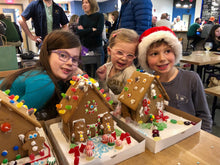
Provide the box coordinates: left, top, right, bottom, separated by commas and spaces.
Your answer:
72, 118, 85, 126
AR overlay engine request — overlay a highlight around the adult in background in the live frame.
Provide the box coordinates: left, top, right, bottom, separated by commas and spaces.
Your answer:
156, 13, 171, 28
118, 0, 152, 35
0, 19, 6, 46
201, 16, 215, 39
77, 0, 104, 66
18, 0, 68, 48
0, 13, 21, 48
109, 10, 119, 35
187, 17, 202, 48
152, 16, 157, 27
69, 14, 79, 35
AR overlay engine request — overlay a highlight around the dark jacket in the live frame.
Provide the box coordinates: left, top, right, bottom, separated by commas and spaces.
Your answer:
21, 0, 68, 40
77, 12, 104, 49
119, 0, 152, 35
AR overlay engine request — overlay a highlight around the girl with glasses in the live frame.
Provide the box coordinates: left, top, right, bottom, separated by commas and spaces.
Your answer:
96, 28, 139, 108
0, 30, 83, 120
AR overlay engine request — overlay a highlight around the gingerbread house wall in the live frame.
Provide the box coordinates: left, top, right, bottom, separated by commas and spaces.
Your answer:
0, 104, 36, 162
62, 87, 111, 141
134, 83, 165, 122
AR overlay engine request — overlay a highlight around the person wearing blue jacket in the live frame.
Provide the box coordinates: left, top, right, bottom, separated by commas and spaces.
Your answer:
118, 0, 152, 35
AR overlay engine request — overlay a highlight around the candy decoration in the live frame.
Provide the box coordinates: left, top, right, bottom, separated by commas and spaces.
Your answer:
47, 156, 56, 165
1, 122, 11, 132
111, 131, 116, 140
86, 150, 94, 161
4, 89, 10, 95
79, 144, 86, 153
13, 146, 19, 151
108, 136, 115, 146
8, 95, 15, 100
74, 156, 79, 165
68, 148, 75, 154
1, 150, 7, 156
58, 109, 66, 114
39, 150, 45, 156
29, 153, 35, 160
83, 74, 89, 79
101, 134, 109, 143
120, 133, 125, 141
100, 89, 104, 93
2, 159, 8, 164
87, 141, 94, 149
184, 121, 191, 125
115, 139, 123, 149
72, 95, 79, 100
126, 136, 131, 144
16, 154, 21, 160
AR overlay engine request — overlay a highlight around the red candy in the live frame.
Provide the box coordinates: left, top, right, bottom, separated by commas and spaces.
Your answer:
79, 144, 86, 153
1, 122, 11, 132
126, 136, 131, 144
74, 156, 79, 165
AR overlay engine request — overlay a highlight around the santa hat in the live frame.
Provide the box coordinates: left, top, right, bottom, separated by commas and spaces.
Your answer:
138, 26, 182, 72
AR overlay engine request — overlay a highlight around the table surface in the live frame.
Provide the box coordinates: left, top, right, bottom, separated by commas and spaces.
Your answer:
205, 86, 220, 97
118, 130, 220, 165
180, 51, 220, 66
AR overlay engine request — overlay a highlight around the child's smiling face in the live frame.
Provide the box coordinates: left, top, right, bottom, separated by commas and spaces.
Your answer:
108, 41, 137, 73
147, 42, 176, 75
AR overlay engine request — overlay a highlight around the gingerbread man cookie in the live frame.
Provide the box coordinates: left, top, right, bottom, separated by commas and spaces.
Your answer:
72, 120, 88, 143
22, 130, 45, 156
100, 113, 114, 134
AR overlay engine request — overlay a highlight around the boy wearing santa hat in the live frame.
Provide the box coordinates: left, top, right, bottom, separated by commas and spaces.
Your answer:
138, 26, 212, 132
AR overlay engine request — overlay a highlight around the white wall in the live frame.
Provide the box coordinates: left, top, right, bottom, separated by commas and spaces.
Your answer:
152, 0, 174, 21
152, 0, 203, 21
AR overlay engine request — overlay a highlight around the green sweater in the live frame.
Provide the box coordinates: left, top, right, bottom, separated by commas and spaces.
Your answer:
187, 23, 200, 37
0, 18, 20, 42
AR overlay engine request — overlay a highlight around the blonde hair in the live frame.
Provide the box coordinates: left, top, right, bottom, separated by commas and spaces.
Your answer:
108, 28, 139, 50
69, 14, 79, 24
83, 0, 99, 14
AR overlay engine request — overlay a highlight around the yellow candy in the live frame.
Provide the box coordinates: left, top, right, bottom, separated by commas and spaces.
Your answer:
103, 94, 106, 98
23, 105, 28, 109
16, 102, 23, 108
70, 80, 76, 85
138, 120, 143, 124
153, 137, 161, 141
59, 110, 66, 114
177, 120, 184, 125
90, 78, 96, 84
14, 95, 19, 101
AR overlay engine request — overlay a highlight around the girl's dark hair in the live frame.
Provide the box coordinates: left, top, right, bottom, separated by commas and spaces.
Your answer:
207, 24, 220, 41
0, 30, 81, 120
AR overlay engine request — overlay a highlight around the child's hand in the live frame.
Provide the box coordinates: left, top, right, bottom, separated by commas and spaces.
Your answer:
96, 65, 107, 81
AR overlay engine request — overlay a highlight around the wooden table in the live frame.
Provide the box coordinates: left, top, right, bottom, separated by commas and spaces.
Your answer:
180, 51, 220, 77
119, 130, 220, 165
205, 86, 220, 122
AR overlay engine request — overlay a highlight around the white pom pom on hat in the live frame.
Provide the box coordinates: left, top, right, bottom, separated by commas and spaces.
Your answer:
138, 26, 182, 72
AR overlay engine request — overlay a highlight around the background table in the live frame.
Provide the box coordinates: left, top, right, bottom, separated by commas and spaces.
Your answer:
119, 130, 220, 165
180, 51, 220, 78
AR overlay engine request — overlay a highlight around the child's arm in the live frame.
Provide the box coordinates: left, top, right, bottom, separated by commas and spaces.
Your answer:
192, 73, 213, 132
96, 65, 107, 81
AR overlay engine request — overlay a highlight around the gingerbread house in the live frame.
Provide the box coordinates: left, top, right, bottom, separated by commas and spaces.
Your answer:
56, 75, 114, 144
0, 90, 43, 163
118, 71, 170, 123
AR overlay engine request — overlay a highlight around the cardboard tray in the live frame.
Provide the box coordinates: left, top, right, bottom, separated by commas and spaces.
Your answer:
113, 106, 202, 153
44, 117, 145, 165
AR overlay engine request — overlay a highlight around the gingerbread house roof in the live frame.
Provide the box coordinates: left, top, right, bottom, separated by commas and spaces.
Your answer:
0, 90, 42, 128
118, 71, 170, 110
56, 75, 114, 123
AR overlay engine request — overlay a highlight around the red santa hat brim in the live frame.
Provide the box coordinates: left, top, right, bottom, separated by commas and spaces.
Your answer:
138, 26, 182, 72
